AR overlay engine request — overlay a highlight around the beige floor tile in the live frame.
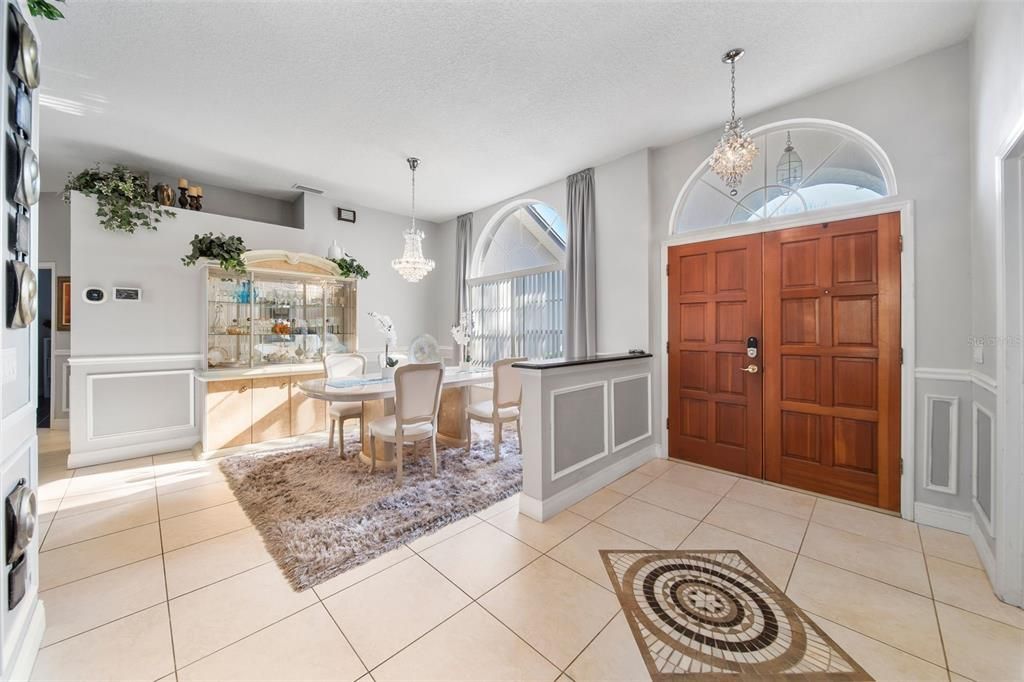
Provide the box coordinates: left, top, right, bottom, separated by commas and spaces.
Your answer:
419, 521, 539, 598
64, 458, 154, 497
31, 604, 174, 682
927, 555, 1024, 628
164, 526, 273, 598
313, 545, 415, 599
177, 604, 366, 682
811, 498, 920, 550
725, 478, 816, 519
474, 493, 520, 520
372, 603, 560, 682
38, 471, 72, 501
41, 556, 167, 646
657, 462, 737, 496
155, 460, 228, 496
810, 613, 948, 681
480, 556, 619, 668
632, 478, 721, 520
406, 514, 482, 552
152, 449, 198, 465
548, 522, 651, 591
704, 498, 808, 552
40, 523, 162, 591
568, 488, 627, 520
679, 522, 797, 589
565, 611, 650, 682
160, 500, 251, 551
323, 555, 470, 668
786, 557, 944, 665
948, 675, 973, 682
800, 523, 931, 596
169, 562, 318, 667
596, 498, 698, 549
158, 480, 237, 519
635, 458, 674, 478
919, 525, 983, 569
606, 470, 655, 496
487, 508, 589, 552
55, 483, 156, 519
42, 496, 159, 551
937, 602, 1024, 682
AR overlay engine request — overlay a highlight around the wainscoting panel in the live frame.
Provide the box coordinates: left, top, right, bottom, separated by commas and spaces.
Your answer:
612, 373, 652, 451
973, 403, 995, 534
88, 370, 194, 439
551, 381, 608, 480
924, 394, 958, 494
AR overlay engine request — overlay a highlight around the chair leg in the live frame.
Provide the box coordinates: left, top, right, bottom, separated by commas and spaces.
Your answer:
430, 436, 438, 477
369, 434, 377, 473
328, 418, 335, 449
395, 441, 404, 485
493, 420, 502, 461
516, 418, 523, 454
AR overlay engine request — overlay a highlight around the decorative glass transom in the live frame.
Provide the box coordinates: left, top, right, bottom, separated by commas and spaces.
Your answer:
476, 202, 566, 278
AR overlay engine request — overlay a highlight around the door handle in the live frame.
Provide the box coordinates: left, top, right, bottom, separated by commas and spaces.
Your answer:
740, 364, 759, 374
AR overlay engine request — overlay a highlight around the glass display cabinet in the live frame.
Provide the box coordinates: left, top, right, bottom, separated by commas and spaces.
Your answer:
201, 251, 357, 370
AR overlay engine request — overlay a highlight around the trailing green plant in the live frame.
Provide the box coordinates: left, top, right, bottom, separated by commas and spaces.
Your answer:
328, 255, 369, 279
28, 0, 65, 20
64, 165, 174, 234
182, 233, 248, 274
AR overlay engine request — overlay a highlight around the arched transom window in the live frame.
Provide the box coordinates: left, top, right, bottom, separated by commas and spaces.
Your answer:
674, 119, 896, 233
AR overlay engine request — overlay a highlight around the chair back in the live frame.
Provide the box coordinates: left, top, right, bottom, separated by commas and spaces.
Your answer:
324, 352, 366, 379
493, 357, 527, 409
394, 362, 443, 426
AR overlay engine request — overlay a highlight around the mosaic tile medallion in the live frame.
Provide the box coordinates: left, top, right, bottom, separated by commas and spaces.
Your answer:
601, 549, 871, 680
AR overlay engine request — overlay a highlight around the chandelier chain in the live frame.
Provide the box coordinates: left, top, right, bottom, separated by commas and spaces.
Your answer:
730, 60, 736, 122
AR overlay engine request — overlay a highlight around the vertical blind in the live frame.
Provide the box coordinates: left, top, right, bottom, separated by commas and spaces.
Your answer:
468, 268, 564, 365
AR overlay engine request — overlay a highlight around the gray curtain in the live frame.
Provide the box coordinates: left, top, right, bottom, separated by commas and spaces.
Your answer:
454, 212, 473, 359
565, 168, 596, 357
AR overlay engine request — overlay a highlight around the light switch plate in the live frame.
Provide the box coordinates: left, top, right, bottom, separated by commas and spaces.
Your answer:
973, 345, 984, 364
2, 348, 16, 384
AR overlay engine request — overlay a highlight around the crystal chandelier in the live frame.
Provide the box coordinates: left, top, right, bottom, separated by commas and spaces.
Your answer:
776, 131, 803, 190
391, 157, 435, 283
709, 48, 758, 196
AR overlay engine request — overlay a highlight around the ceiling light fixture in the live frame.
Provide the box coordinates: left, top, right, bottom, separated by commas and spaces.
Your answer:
709, 48, 758, 195
776, 131, 803, 191
391, 157, 435, 283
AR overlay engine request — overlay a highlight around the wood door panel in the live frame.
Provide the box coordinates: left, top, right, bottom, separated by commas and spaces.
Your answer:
764, 212, 901, 510
206, 379, 253, 450
668, 234, 763, 477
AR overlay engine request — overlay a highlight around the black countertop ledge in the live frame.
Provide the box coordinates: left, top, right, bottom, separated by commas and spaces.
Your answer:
512, 352, 653, 370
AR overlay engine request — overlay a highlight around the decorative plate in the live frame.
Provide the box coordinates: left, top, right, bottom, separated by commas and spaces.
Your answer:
207, 346, 228, 367
409, 333, 440, 363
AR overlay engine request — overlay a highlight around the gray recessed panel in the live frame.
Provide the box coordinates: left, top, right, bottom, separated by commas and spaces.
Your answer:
929, 399, 952, 488
91, 372, 192, 438
552, 384, 606, 476
976, 409, 993, 518
613, 376, 650, 448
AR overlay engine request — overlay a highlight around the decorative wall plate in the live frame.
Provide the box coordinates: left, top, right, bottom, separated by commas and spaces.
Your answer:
9, 9, 39, 90
207, 346, 228, 367
13, 136, 38, 207
4, 481, 36, 565
409, 333, 440, 363
5, 259, 36, 329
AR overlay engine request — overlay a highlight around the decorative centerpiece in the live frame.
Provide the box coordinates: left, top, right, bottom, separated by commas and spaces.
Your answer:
369, 312, 399, 379
450, 316, 473, 370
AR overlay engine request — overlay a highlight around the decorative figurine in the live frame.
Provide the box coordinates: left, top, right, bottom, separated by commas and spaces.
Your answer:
178, 177, 189, 208
153, 183, 174, 207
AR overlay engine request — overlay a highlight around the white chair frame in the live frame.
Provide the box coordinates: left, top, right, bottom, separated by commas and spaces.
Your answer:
369, 362, 444, 484
466, 357, 526, 461
324, 352, 367, 457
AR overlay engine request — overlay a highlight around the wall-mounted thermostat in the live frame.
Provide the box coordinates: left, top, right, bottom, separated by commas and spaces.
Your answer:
82, 287, 106, 304
112, 286, 142, 302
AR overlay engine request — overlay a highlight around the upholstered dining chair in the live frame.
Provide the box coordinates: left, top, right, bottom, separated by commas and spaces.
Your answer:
368, 361, 444, 484
323, 352, 367, 457
466, 357, 527, 461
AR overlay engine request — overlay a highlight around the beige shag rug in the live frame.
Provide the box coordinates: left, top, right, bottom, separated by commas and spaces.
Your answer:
219, 429, 522, 591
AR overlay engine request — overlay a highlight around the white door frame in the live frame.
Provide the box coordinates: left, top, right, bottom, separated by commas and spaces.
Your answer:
659, 197, 917, 519
37, 262, 56, 426
994, 114, 1024, 606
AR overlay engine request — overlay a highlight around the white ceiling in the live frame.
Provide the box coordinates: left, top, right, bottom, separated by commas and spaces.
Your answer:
36, 0, 977, 222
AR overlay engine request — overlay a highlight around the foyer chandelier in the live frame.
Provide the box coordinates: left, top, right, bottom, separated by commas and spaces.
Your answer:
709, 48, 758, 196
776, 131, 803, 190
391, 157, 435, 283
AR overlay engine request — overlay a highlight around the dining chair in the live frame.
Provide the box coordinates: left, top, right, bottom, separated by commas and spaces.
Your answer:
466, 357, 527, 461
323, 352, 366, 457
368, 361, 444, 484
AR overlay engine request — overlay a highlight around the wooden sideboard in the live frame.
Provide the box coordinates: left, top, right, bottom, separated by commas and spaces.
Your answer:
196, 367, 327, 457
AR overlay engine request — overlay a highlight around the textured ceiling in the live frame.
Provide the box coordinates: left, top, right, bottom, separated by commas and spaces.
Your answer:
36, 0, 977, 222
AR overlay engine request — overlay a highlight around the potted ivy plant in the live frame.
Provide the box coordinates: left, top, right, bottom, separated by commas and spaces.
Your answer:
328, 255, 369, 279
181, 233, 248, 275
64, 164, 174, 234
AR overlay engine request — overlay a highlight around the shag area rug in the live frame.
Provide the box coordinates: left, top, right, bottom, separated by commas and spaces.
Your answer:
220, 431, 522, 591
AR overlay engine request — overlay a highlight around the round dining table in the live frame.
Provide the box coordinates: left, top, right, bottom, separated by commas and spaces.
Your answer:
299, 366, 493, 468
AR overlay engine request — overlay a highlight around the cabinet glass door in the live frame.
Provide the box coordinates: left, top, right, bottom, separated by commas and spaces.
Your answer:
251, 275, 322, 366
325, 281, 357, 353
207, 274, 252, 368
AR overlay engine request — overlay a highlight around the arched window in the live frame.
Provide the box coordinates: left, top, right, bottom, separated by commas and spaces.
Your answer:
468, 201, 566, 364
673, 119, 896, 233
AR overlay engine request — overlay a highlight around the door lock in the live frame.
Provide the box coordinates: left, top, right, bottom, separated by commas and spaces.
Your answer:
740, 364, 759, 374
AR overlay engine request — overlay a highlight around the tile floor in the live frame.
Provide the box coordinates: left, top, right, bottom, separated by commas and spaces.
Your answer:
30, 433, 1024, 682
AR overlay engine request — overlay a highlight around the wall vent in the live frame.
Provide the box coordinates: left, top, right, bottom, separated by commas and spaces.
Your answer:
291, 183, 325, 195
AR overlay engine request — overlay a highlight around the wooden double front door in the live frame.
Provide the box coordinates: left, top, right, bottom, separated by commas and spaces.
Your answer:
667, 213, 901, 510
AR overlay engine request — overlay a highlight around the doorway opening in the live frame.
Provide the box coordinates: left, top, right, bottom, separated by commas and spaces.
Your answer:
36, 263, 54, 428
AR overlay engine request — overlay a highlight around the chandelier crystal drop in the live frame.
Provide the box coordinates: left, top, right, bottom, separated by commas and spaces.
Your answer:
709, 48, 758, 196
391, 157, 435, 283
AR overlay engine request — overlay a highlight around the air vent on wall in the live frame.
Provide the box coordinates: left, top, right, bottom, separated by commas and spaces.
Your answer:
291, 183, 324, 195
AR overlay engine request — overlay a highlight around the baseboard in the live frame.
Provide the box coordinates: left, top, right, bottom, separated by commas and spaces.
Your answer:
913, 502, 973, 534
67, 435, 200, 468
968, 519, 997, 580
7, 600, 44, 682
48, 418, 68, 430
520, 443, 661, 521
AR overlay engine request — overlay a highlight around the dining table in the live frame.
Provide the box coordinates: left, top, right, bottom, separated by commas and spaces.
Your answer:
299, 366, 493, 468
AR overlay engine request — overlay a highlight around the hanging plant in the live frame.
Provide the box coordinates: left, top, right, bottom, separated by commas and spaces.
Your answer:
328, 255, 369, 279
182, 233, 248, 275
64, 164, 174, 234
28, 0, 65, 20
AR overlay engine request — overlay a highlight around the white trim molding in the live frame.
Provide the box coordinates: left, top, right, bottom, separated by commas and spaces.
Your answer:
923, 394, 959, 495
915, 367, 998, 394
611, 372, 652, 452
550, 380, 609, 481
68, 353, 203, 366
